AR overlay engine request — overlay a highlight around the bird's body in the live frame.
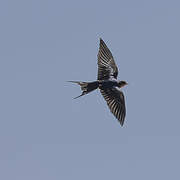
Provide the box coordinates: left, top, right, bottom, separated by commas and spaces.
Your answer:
99, 79, 118, 89
69, 39, 127, 126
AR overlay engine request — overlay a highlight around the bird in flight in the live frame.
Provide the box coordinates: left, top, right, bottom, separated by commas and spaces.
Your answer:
69, 38, 127, 126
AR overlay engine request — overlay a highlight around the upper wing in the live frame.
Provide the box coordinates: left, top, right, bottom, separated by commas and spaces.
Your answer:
97, 38, 118, 80
100, 87, 126, 126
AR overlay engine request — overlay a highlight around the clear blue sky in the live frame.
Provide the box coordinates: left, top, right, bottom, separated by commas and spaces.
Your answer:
1, 0, 180, 179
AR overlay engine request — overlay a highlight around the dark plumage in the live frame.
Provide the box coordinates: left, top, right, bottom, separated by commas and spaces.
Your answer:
69, 39, 127, 126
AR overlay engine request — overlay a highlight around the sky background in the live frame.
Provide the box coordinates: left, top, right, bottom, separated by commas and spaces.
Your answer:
0, 0, 180, 179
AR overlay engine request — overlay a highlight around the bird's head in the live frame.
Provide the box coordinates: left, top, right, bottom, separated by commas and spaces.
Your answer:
117, 81, 128, 88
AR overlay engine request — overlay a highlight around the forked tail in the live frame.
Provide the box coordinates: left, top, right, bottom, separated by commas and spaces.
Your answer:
68, 81, 99, 99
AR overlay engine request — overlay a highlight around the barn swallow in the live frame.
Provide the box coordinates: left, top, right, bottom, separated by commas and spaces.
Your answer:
69, 39, 127, 126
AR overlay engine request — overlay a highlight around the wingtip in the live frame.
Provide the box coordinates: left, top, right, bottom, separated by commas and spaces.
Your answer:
119, 120, 124, 127
120, 123, 124, 127
99, 38, 104, 43
99, 38, 107, 47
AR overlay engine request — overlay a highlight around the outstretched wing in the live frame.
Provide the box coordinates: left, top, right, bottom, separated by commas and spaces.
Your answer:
97, 38, 118, 80
100, 87, 126, 126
